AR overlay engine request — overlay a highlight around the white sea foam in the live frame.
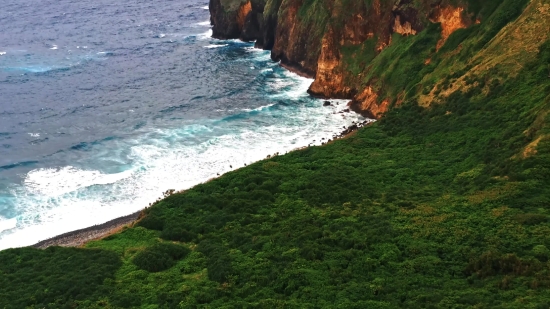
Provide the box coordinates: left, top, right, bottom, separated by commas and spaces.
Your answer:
0, 52, 6, 56
196, 29, 212, 40
28, 133, 40, 138
242, 103, 276, 112
50, 44, 58, 50
249, 49, 271, 62
204, 44, 227, 49
24, 166, 134, 196
244, 46, 263, 52
201, 5, 209, 10
196, 20, 210, 26
0, 218, 17, 233
280, 70, 313, 98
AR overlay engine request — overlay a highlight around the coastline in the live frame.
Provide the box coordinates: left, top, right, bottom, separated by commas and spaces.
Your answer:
28, 118, 372, 249
31, 211, 141, 249
25, 47, 373, 250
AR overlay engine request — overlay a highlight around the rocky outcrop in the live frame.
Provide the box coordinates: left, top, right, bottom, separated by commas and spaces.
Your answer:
209, 0, 474, 119
430, 5, 471, 49
349, 86, 389, 119
309, 0, 396, 98
210, 0, 267, 43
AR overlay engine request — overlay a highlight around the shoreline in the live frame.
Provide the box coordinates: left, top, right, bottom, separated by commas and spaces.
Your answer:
28, 118, 373, 249
31, 211, 141, 249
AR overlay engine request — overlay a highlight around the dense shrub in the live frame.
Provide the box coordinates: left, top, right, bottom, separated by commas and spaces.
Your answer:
160, 222, 198, 242
197, 240, 235, 283
0, 247, 120, 309
132, 242, 190, 272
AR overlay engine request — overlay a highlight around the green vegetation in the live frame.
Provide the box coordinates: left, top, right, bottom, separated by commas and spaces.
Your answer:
0, 247, 120, 308
1, 0, 550, 308
132, 243, 191, 273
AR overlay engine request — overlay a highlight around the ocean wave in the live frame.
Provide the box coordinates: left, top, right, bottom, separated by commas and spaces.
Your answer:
196, 29, 212, 40
0, 161, 39, 171
241, 103, 276, 113
195, 20, 210, 26
204, 44, 227, 49
24, 166, 134, 196
1, 51, 108, 74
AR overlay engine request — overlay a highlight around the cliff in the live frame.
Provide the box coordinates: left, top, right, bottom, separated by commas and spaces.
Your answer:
209, 0, 548, 119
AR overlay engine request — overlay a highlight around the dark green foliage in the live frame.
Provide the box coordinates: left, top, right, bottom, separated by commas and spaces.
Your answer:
160, 221, 198, 242
132, 242, 190, 272
133, 249, 174, 272
0, 247, 120, 309
137, 212, 164, 230
197, 240, 235, 283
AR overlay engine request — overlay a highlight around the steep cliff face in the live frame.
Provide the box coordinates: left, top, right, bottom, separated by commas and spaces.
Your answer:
209, 0, 539, 119
209, 0, 266, 43
308, 0, 398, 98
269, 0, 324, 77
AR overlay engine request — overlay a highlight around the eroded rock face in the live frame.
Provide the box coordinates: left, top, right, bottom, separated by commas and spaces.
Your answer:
393, 15, 417, 35
210, 0, 267, 43
209, 0, 472, 118
430, 5, 471, 49
350, 86, 389, 119
308, 25, 347, 97
270, 0, 319, 78
308, 0, 419, 99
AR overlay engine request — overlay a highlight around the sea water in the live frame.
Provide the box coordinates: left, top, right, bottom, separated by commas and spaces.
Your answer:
0, 0, 366, 249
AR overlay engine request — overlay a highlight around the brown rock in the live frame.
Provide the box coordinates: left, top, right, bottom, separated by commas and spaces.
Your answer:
350, 86, 389, 119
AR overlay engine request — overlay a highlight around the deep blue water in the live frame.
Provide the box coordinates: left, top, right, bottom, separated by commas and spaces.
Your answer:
0, 0, 365, 249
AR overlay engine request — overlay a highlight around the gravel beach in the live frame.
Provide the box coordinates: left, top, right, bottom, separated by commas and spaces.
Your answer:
31, 211, 142, 249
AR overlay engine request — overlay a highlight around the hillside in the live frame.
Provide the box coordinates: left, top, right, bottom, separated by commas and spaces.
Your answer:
1, 0, 550, 308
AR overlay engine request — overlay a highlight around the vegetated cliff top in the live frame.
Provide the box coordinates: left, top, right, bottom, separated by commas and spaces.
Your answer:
1, 0, 550, 308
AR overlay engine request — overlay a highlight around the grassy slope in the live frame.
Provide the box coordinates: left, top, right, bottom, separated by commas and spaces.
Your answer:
1, 0, 550, 308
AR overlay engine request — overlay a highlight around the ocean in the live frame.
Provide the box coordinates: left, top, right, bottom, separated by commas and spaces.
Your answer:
0, 0, 365, 249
